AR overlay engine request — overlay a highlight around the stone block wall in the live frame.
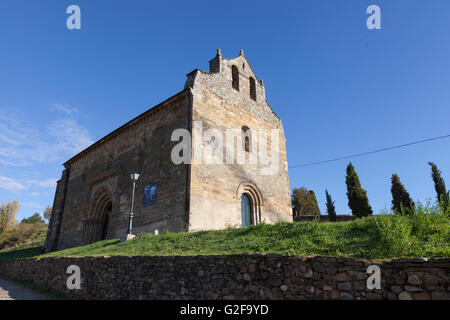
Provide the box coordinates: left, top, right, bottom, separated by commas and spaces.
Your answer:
44, 51, 293, 252
0, 255, 448, 300
186, 52, 292, 231
42, 168, 70, 253
54, 90, 192, 250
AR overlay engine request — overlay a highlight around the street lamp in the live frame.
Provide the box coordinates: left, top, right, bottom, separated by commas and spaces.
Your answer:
124, 170, 139, 241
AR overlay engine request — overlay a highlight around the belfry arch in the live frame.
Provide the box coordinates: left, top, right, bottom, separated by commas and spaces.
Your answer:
236, 181, 263, 226
83, 187, 113, 244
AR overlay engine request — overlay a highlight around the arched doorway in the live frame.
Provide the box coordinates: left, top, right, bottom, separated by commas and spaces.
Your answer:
241, 193, 253, 227
84, 189, 112, 244
100, 203, 112, 241
236, 181, 263, 226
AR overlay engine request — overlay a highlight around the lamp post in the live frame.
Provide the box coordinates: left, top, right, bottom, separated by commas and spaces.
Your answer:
124, 170, 139, 241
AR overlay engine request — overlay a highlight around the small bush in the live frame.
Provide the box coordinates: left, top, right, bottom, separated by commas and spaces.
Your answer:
375, 201, 450, 258
375, 213, 413, 257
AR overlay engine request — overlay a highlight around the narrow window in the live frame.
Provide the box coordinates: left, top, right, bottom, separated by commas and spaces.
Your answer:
249, 77, 256, 101
241, 193, 253, 227
232, 65, 239, 91
242, 126, 251, 152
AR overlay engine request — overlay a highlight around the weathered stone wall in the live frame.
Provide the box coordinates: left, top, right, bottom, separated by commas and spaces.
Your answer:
46, 50, 292, 251
186, 51, 292, 231
55, 90, 192, 250
0, 255, 448, 300
42, 168, 70, 253
293, 215, 357, 222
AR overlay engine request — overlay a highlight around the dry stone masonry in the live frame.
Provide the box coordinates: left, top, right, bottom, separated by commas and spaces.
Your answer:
0, 255, 448, 300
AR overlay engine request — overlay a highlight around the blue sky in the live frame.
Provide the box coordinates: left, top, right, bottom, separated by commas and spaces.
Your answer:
1, 0, 450, 221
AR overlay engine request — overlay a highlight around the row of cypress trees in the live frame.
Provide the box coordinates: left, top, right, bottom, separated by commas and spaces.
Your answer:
390, 162, 450, 214
325, 161, 449, 218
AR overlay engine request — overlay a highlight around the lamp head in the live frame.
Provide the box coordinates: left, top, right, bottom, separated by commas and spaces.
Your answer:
130, 171, 139, 182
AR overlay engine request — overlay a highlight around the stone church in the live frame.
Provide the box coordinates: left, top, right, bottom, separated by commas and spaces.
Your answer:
43, 50, 292, 252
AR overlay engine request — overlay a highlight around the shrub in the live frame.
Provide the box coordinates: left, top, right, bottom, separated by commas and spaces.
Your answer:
20, 213, 44, 224
0, 222, 47, 251
375, 201, 450, 258
292, 187, 320, 216
375, 212, 413, 257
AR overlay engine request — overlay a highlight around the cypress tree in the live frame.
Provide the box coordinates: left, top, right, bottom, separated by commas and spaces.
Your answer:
390, 174, 415, 214
428, 162, 450, 209
325, 190, 337, 222
345, 162, 373, 218
306, 190, 321, 216
292, 187, 321, 216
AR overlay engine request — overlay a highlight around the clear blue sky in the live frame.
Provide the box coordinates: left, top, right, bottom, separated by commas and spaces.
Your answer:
1, 0, 450, 221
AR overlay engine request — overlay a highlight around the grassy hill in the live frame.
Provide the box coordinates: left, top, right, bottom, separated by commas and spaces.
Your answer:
0, 222, 47, 259
1, 204, 449, 260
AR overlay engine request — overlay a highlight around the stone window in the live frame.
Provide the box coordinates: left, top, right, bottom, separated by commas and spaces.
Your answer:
232, 65, 239, 91
242, 126, 251, 152
249, 77, 256, 101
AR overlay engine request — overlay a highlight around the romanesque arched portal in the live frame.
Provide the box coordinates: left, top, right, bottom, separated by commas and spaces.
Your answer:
83, 188, 112, 244
236, 181, 263, 226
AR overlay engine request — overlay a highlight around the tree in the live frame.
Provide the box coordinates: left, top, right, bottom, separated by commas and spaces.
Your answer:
325, 190, 337, 221
390, 174, 415, 214
0, 200, 19, 234
428, 162, 450, 209
292, 187, 321, 216
345, 162, 373, 218
20, 213, 44, 224
43, 206, 52, 221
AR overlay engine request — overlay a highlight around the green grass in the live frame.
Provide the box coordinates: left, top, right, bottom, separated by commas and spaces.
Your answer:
0, 223, 46, 259
0, 246, 43, 259
2, 202, 449, 260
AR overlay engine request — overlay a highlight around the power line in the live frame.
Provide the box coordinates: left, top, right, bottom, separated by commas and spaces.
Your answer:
262, 133, 450, 195
288, 133, 450, 169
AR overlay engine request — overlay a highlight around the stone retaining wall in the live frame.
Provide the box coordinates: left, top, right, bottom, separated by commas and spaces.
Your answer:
0, 255, 448, 300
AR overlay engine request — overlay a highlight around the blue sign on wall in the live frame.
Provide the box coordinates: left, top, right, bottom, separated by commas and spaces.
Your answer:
143, 184, 157, 207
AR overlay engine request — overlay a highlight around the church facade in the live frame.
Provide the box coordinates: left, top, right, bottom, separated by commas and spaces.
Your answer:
43, 50, 292, 252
